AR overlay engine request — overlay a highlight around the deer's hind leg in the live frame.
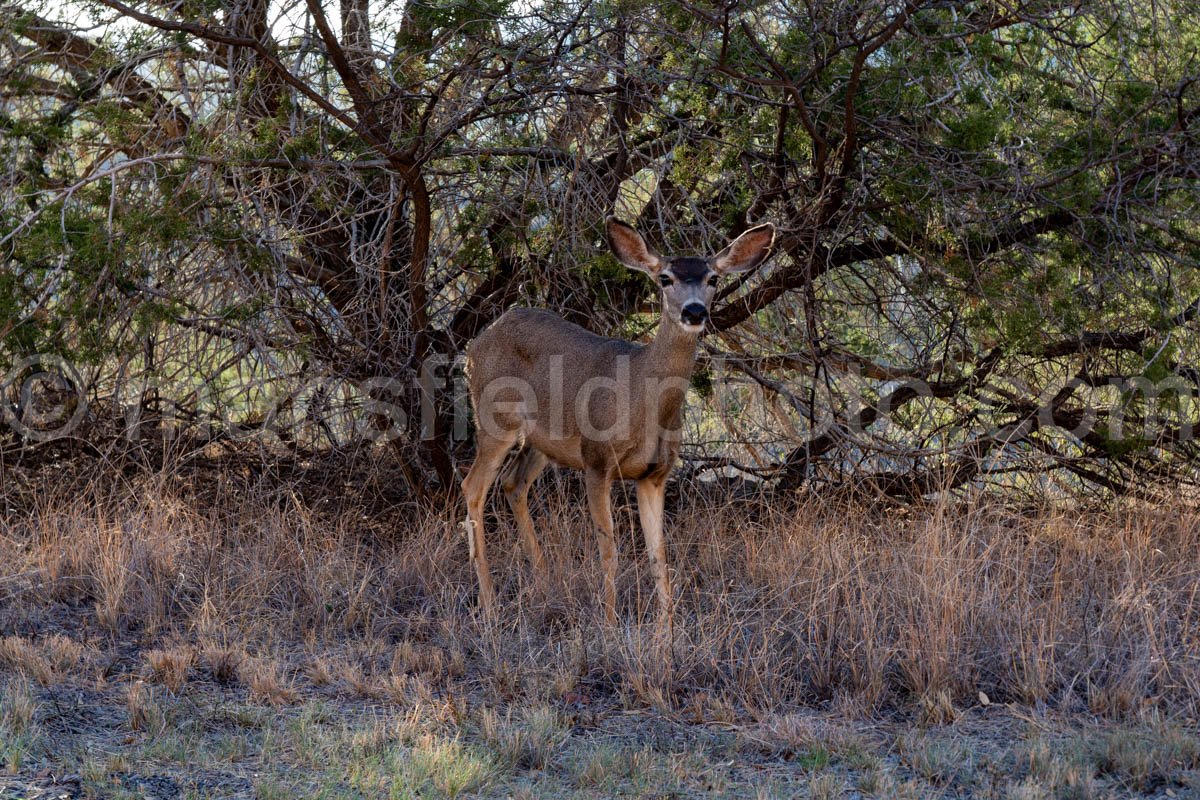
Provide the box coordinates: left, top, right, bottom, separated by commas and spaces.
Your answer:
500, 446, 549, 575
462, 428, 520, 614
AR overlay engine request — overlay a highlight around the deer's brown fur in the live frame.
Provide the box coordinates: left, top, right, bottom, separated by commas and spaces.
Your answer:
462, 218, 775, 629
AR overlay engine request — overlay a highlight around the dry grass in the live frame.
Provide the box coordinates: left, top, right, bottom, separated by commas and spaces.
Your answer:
477, 704, 570, 770
1, 473, 1198, 716
0, 468, 1198, 796
239, 656, 299, 706
197, 642, 244, 685
0, 633, 90, 686
0, 679, 39, 773
125, 679, 174, 735
145, 645, 195, 692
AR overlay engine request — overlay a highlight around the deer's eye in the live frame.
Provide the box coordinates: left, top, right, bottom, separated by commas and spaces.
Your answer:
707, 275, 719, 287
659, 275, 674, 287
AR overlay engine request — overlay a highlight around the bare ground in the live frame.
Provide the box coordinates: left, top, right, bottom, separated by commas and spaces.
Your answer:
1, 661, 1197, 799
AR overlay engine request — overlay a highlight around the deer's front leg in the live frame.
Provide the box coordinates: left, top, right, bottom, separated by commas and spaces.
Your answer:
584, 467, 618, 624
636, 475, 673, 636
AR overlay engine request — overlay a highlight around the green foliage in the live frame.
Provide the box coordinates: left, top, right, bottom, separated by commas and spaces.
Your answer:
396, 0, 511, 45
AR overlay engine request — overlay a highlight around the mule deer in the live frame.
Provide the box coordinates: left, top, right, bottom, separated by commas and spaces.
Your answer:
462, 217, 775, 628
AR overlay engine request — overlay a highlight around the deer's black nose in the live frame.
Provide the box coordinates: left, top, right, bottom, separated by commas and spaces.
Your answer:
681, 303, 708, 326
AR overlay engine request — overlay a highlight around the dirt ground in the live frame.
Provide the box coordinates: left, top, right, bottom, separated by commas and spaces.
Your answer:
2, 631, 1198, 799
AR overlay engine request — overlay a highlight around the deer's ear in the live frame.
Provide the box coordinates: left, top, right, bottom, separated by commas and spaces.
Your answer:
713, 223, 776, 274
606, 217, 664, 275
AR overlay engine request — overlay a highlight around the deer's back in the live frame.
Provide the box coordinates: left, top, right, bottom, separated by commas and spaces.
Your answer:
467, 308, 639, 392
466, 308, 648, 466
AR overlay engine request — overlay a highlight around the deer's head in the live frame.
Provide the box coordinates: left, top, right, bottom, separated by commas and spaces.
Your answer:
606, 218, 776, 333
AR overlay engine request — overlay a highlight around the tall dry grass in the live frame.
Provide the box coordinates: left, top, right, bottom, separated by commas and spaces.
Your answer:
1, 469, 1197, 719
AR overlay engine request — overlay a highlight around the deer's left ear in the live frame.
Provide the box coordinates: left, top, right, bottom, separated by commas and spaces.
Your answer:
713, 223, 776, 274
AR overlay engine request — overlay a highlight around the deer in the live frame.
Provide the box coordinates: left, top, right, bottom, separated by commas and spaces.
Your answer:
461, 217, 776, 630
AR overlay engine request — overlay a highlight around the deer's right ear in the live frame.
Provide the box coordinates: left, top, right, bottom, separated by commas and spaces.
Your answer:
606, 217, 664, 276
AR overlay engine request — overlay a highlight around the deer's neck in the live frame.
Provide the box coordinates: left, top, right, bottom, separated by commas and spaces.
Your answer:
637, 317, 701, 382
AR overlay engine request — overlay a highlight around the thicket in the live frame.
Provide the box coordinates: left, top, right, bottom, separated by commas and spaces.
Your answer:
2, 0, 1198, 500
